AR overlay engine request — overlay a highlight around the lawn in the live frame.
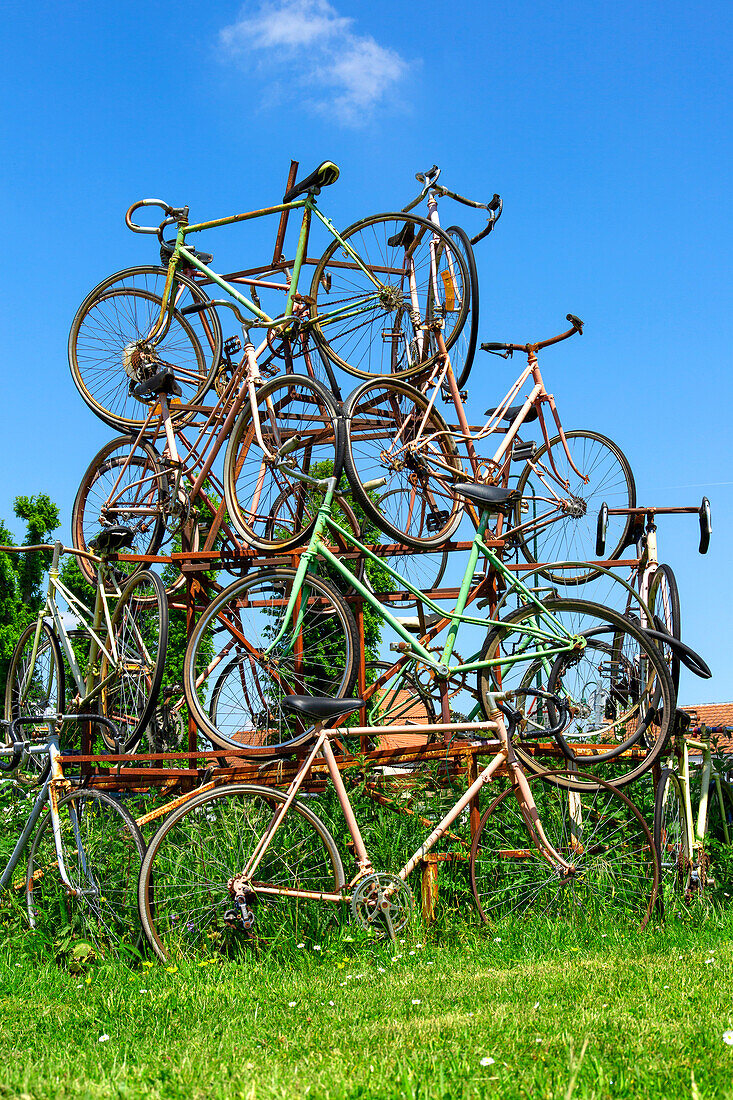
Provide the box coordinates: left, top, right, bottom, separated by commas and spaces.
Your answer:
2, 909, 733, 1100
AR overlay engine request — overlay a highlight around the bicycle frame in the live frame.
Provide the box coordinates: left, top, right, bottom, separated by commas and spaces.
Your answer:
663, 730, 732, 868
228, 704, 574, 907
144, 194, 427, 348
25, 544, 125, 710
263, 477, 583, 718
0, 736, 72, 891
403, 328, 587, 541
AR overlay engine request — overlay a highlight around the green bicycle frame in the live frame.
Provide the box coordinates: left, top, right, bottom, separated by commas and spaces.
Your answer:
146, 195, 389, 346
263, 479, 585, 682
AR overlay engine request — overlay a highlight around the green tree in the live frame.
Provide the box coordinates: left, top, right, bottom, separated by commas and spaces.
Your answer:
0, 494, 60, 687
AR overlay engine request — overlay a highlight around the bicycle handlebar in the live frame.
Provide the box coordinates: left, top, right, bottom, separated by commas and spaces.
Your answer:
0, 543, 101, 564
125, 198, 189, 236
402, 168, 503, 241
481, 315, 584, 357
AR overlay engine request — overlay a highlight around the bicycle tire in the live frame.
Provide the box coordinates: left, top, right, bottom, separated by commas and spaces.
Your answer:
344, 377, 464, 548
183, 568, 358, 755
68, 265, 222, 432
477, 597, 675, 788
648, 564, 681, 694
223, 374, 344, 552
653, 767, 691, 904
138, 783, 345, 961
309, 212, 470, 380
470, 769, 658, 928
445, 225, 479, 391
26, 788, 145, 957
72, 435, 168, 587
98, 569, 169, 751
4, 620, 65, 784
514, 429, 636, 585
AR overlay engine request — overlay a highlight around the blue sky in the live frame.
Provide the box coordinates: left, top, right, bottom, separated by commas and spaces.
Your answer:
1, 0, 731, 703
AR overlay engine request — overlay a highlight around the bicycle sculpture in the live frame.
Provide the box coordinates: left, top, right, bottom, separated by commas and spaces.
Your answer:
0, 160, 717, 958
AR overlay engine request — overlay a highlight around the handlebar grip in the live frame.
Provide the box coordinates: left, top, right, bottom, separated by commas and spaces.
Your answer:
488, 194, 502, 212
566, 314, 584, 334
596, 503, 608, 556
699, 496, 712, 554
481, 342, 508, 352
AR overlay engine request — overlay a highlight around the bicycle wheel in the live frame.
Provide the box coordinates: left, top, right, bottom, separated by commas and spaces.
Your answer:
514, 430, 636, 585
444, 226, 479, 391
71, 436, 168, 586
183, 569, 358, 755
224, 374, 344, 552
648, 564, 681, 694
310, 213, 470, 380
477, 597, 675, 788
98, 569, 168, 751
26, 788, 145, 957
69, 266, 222, 432
4, 621, 65, 783
138, 783, 345, 961
470, 769, 658, 927
653, 768, 691, 903
344, 378, 464, 548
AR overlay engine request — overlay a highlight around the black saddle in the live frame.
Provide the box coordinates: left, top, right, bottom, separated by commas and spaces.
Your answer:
453, 482, 518, 513
281, 696, 364, 721
485, 403, 539, 426
387, 222, 416, 249
133, 366, 182, 401
89, 525, 135, 554
283, 161, 340, 204
160, 240, 213, 267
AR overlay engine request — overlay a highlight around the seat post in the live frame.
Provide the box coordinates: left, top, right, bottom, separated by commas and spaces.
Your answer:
320, 734, 373, 873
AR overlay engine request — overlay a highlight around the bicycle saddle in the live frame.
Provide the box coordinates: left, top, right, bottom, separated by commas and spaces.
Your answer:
160, 240, 214, 266
283, 161, 340, 203
280, 696, 364, 721
133, 366, 183, 401
395, 614, 443, 634
485, 403, 539, 425
89, 525, 135, 554
453, 483, 518, 512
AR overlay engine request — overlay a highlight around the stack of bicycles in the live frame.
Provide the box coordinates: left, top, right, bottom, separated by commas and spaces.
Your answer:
0, 161, 716, 960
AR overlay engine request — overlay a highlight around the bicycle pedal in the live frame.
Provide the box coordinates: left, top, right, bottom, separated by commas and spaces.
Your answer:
513, 441, 537, 462
426, 510, 449, 533
223, 335, 242, 359
261, 362, 279, 378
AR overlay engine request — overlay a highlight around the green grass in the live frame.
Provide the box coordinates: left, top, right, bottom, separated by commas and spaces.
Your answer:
2, 910, 733, 1099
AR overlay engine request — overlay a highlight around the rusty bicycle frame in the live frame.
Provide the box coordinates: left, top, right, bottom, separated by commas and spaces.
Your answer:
386, 320, 589, 543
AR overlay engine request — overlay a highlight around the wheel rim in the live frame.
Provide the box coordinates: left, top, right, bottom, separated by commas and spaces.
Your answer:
70, 272, 216, 430
225, 376, 342, 551
140, 786, 342, 961
345, 378, 463, 547
311, 214, 469, 379
185, 570, 356, 753
471, 771, 658, 928
516, 431, 635, 585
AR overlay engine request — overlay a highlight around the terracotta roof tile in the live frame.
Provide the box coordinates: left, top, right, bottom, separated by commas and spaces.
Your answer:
680, 703, 733, 755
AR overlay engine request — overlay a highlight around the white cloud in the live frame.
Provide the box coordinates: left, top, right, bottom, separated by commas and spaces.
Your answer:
219, 0, 412, 126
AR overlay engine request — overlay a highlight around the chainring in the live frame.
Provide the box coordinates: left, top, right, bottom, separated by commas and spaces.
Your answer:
350, 872, 413, 940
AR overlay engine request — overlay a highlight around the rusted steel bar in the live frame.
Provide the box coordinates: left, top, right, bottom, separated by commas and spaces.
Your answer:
272, 160, 299, 264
